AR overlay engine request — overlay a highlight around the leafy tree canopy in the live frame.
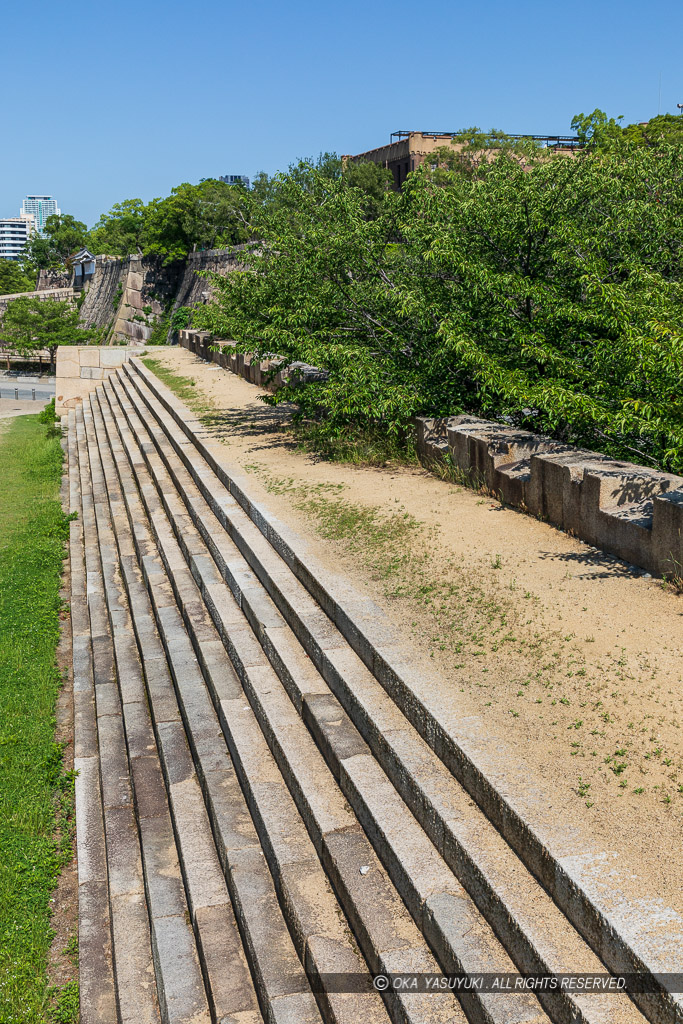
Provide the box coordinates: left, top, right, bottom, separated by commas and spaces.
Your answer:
140, 179, 251, 263
0, 297, 94, 368
23, 214, 89, 271
0, 261, 35, 295
192, 135, 683, 474
571, 108, 683, 150
88, 199, 147, 256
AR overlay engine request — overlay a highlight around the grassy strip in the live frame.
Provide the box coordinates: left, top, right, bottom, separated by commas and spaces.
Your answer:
0, 413, 75, 1023
141, 357, 214, 416
142, 356, 418, 467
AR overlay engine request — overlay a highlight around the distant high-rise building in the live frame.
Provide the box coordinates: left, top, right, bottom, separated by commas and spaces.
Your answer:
21, 195, 61, 234
0, 215, 36, 261
219, 174, 250, 188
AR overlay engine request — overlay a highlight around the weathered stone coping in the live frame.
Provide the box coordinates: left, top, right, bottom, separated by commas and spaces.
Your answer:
416, 415, 683, 578
178, 329, 328, 389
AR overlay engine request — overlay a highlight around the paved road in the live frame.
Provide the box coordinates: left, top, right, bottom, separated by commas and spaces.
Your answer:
0, 386, 54, 401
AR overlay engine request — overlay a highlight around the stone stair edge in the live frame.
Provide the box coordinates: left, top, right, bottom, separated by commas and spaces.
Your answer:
126, 358, 683, 1024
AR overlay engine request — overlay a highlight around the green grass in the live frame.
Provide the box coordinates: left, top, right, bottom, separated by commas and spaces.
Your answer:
141, 357, 214, 415
0, 414, 75, 1023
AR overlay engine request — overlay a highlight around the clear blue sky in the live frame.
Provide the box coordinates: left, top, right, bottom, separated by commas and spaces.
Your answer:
2, 0, 681, 227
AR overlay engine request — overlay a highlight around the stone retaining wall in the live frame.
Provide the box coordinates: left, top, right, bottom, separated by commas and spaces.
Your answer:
0, 287, 74, 316
110, 255, 183, 344
77, 256, 128, 329
167, 247, 247, 341
417, 415, 683, 577
36, 268, 71, 290
76, 247, 244, 343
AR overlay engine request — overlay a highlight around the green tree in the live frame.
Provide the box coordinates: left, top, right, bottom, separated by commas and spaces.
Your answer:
0, 297, 94, 371
23, 214, 89, 271
623, 113, 683, 147
87, 199, 147, 256
570, 109, 625, 149
193, 138, 683, 473
342, 160, 394, 217
0, 261, 35, 295
141, 179, 250, 263
424, 128, 545, 183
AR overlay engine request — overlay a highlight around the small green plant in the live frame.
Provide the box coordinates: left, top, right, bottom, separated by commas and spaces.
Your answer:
38, 398, 57, 424
47, 979, 79, 1023
665, 556, 683, 595
170, 305, 193, 331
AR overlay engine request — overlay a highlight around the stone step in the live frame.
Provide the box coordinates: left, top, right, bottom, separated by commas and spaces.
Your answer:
80, 398, 259, 1024
105, 372, 560, 1024
89, 393, 323, 1024
118, 364, 649, 1024
68, 410, 118, 1024
92, 387, 395, 1024
98, 376, 461, 1024
127, 357, 682, 1024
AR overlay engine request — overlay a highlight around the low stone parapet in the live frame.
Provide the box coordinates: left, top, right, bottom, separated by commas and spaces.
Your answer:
178, 329, 328, 390
417, 415, 683, 577
55, 345, 146, 415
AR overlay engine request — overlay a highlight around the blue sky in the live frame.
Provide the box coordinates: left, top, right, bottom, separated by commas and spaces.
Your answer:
2, 0, 681, 227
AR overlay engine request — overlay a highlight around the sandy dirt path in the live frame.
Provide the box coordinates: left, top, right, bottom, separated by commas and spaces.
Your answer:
144, 346, 683, 915
0, 398, 49, 419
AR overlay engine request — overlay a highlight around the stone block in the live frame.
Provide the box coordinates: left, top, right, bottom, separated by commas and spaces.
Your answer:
74, 755, 108, 884
77, 879, 117, 1024
652, 489, 683, 576
100, 348, 131, 368
80, 366, 105, 380
79, 347, 102, 367
194, 903, 260, 1020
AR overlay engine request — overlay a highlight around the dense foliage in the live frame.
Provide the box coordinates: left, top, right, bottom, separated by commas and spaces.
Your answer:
23, 215, 89, 272
0, 260, 35, 295
193, 136, 683, 473
88, 180, 251, 263
0, 298, 94, 368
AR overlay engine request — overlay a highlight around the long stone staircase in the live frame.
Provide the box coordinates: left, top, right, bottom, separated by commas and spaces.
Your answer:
67, 359, 682, 1024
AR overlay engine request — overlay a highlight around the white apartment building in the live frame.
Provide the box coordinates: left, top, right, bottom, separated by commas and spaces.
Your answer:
219, 174, 250, 188
0, 215, 36, 261
21, 195, 60, 233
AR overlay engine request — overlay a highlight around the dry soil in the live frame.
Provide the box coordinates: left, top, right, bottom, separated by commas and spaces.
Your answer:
144, 346, 683, 917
